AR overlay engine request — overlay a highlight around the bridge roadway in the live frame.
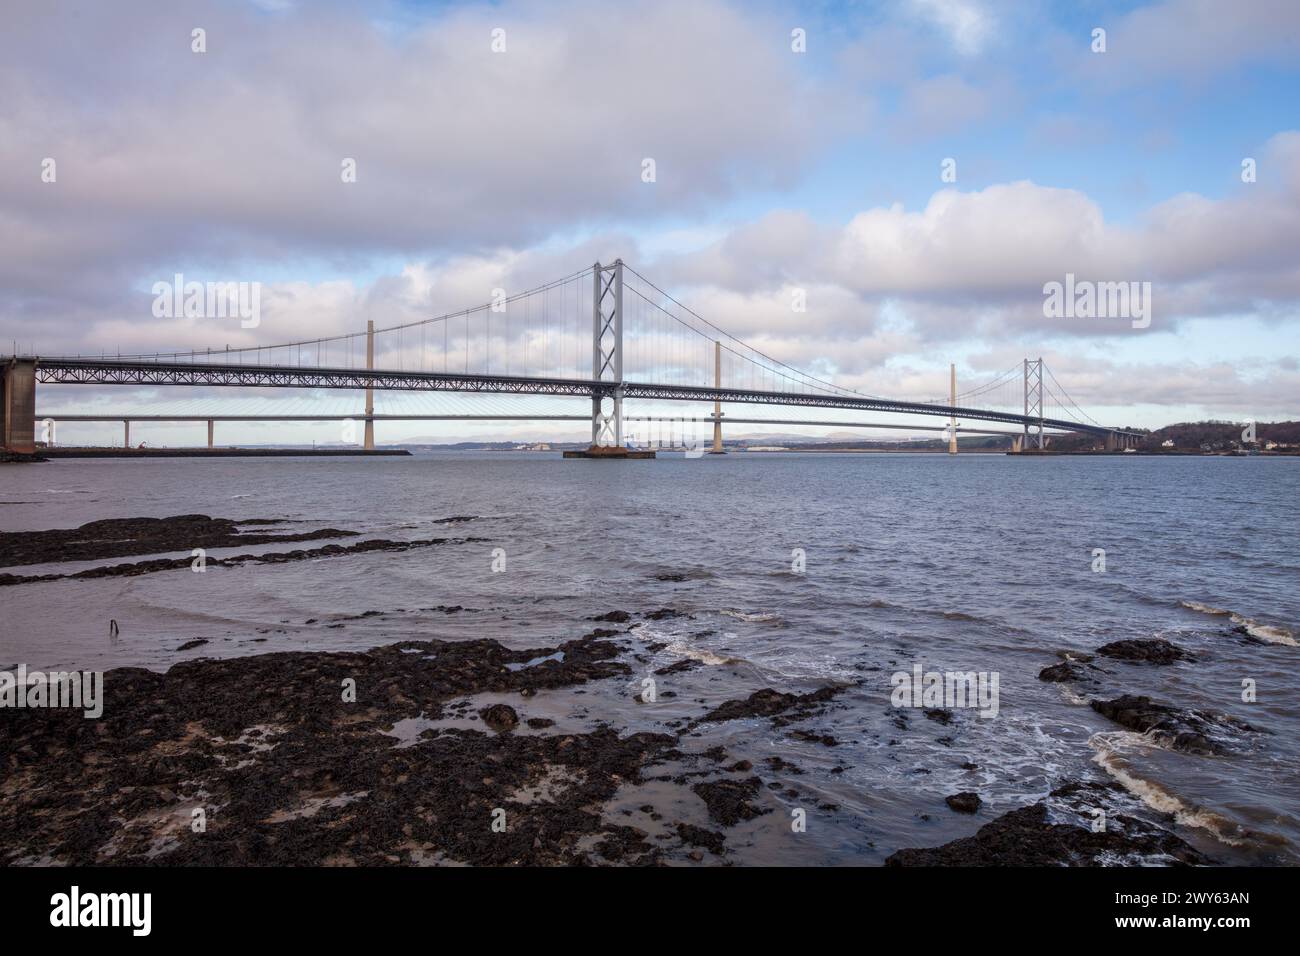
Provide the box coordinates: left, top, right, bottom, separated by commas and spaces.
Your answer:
27, 356, 1135, 438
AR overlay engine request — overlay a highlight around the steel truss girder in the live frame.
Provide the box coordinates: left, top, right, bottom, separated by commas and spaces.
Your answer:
34, 359, 599, 397
620, 381, 1124, 436
25, 358, 1134, 438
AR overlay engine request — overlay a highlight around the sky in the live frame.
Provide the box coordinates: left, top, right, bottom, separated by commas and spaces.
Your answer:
2, 0, 1299, 446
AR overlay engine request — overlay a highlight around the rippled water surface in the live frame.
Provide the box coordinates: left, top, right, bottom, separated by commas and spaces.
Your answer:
3, 452, 1298, 864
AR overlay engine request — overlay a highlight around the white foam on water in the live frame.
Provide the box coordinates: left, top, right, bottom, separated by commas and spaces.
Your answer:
1229, 613, 1297, 646
1181, 600, 1296, 646
1055, 684, 1088, 706
1088, 731, 1248, 847
633, 620, 743, 667
720, 608, 782, 624
665, 642, 737, 666
1181, 600, 1230, 617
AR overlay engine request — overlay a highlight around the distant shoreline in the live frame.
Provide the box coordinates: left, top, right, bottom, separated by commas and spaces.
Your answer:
38, 448, 411, 459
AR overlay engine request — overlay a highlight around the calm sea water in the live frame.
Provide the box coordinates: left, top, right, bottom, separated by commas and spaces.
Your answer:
2, 452, 1298, 864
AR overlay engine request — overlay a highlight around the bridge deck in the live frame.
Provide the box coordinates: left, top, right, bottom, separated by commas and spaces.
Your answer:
20, 356, 1135, 437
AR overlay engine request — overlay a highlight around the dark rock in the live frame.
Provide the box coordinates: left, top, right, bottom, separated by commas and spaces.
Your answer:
654, 659, 700, 676
764, 755, 805, 775
1039, 661, 1086, 682
676, 822, 726, 855
887, 801, 1208, 866
1089, 695, 1256, 755
479, 704, 519, 732
945, 792, 981, 814
691, 777, 772, 827
644, 608, 684, 620
788, 730, 839, 747
1096, 639, 1194, 664
694, 687, 842, 728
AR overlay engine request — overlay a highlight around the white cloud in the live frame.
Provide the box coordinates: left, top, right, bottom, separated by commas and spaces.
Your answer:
907, 0, 995, 56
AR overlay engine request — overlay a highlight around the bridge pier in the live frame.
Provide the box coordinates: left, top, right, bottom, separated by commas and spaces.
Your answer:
124, 420, 130, 448
364, 319, 375, 450
1, 358, 37, 454
207, 419, 214, 449
710, 340, 725, 454
948, 363, 957, 455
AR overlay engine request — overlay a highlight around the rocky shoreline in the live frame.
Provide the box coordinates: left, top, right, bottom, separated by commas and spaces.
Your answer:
0, 622, 1223, 866
0, 514, 491, 587
0, 627, 852, 866
0, 517, 1248, 866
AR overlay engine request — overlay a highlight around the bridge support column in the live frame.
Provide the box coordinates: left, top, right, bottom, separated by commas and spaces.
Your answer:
364, 319, 375, 450
124, 420, 130, 448
1105, 433, 1117, 452
711, 340, 725, 454
207, 419, 214, 449
948, 363, 958, 455
1010, 434, 1023, 453
1024, 357, 1045, 450
566, 260, 654, 459
589, 260, 625, 450
1, 358, 37, 454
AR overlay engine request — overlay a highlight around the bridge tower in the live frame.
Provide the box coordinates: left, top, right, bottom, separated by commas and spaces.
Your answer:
948, 363, 958, 455
710, 339, 725, 453
564, 259, 653, 458
1, 358, 37, 455
1023, 357, 1045, 450
364, 319, 375, 450
592, 259, 623, 447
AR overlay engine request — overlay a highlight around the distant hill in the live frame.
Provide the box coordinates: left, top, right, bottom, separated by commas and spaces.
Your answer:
1147, 420, 1300, 449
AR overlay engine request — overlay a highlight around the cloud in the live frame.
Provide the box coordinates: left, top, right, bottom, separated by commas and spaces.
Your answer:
907, 0, 996, 56
0, 0, 849, 334
1072, 0, 1300, 87
651, 131, 1300, 344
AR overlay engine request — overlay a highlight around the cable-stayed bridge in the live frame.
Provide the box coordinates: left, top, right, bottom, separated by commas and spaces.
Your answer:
1, 260, 1140, 455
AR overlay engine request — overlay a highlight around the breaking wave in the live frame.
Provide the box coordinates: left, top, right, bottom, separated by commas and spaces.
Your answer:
1181, 601, 1296, 646
1089, 732, 1250, 847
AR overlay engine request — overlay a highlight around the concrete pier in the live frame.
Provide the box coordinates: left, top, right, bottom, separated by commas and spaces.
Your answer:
710, 339, 726, 454
948, 363, 957, 455
1, 359, 37, 454
562, 445, 655, 459
364, 320, 375, 450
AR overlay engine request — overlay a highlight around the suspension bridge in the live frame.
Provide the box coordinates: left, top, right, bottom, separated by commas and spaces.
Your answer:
1, 260, 1140, 456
